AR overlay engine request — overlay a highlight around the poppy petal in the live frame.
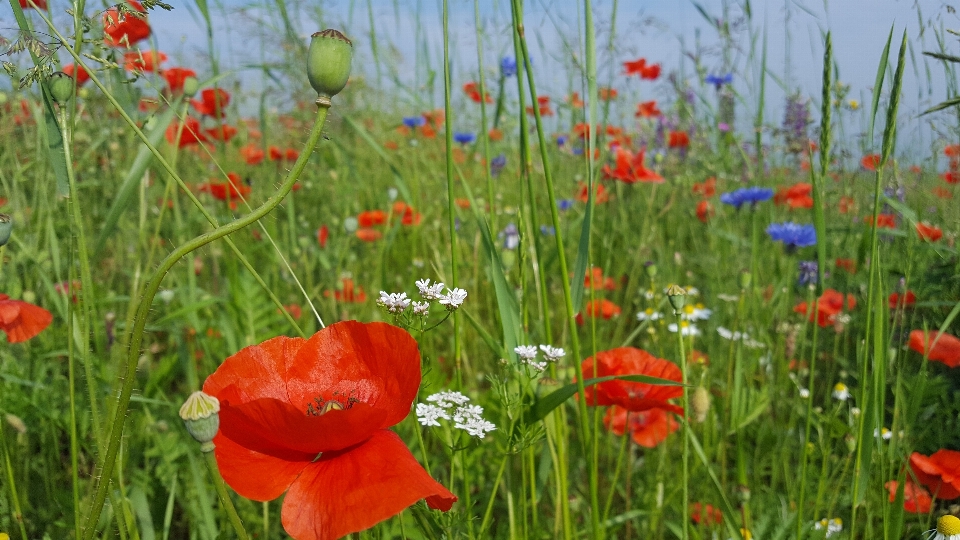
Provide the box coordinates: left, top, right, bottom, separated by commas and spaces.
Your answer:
0, 302, 21, 325
280, 430, 456, 540
212, 430, 311, 502
0, 301, 52, 343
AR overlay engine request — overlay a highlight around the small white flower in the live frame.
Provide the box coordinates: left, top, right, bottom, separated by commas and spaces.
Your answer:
850, 407, 861, 417
415, 403, 450, 426
668, 322, 701, 336
158, 289, 175, 303
875, 427, 893, 440
644, 289, 656, 300
453, 405, 496, 439
636, 308, 663, 322
439, 287, 468, 310
684, 286, 700, 297
412, 301, 430, 316
813, 517, 843, 538
717, 326, 742, 340
522, 359, 548, 373
799, 388, 810, 399
416, 279, 446, 300
378, 291, 411, 314
743, 338, 767, 349
539, 344, 565, 361
832, 382, 850, 401
681, 303, 712, 321
514, 345, 538, 360
427, 391, 470, 409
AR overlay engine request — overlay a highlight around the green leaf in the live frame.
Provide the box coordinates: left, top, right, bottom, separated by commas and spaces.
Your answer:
867, 27, 894, 145
922, 50, 960, 63
525, 374, 685, 423
921, 95, 960, 115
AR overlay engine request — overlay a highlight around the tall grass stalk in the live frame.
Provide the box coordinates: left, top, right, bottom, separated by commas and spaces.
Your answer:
441, 0, 462, 386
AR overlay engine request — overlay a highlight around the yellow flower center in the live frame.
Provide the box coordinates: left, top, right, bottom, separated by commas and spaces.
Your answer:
683, 305, 694, 315
834, 383, 847, 392
938, 515, 960, 535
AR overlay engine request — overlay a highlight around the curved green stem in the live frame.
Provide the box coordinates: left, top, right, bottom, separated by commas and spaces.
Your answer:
81, 103, 331, 539
204, 450, 251, 540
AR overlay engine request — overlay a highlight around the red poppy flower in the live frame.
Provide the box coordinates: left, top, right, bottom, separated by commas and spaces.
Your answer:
602, 147, 663, 184
0, 294, 53, 343
18, 0, 47, 9
689, 502, 723, 526
885, 479, 931, 514
205, 124, 238, 142
598, 87, 618, 100
203, 321, 456, 540
889, 291, 916, 310
384, 141, 400, 151
946, 145, 960, 158
603, 405, 678, 448
774, 183, 813, 209
861, 154, 881, 171
525, 96, 554, 117
910, 450, 960, 499
576, 299, 622, 324
696, 200, 713, 223
317, 225, 329, 248
838, 196, 855, 214
462, 82, 493, 104
623, 58, 660, 80
692, 177, 716, 197
568, 92, 584, 108
575, 182, 610, 204
279, 304, 302, 320
793, 289, 856, 328
908, 330, 960, 368
241, 144, 265, 165
835, 258, 856, 273
285, 148, 300, 161
123, 50, 166, 72
932, 187, 953, 199
635, 100, 661, 118
864, 214, 896, 229
916, 222, 943, 242
943, 171, 960, 184
268, 146, 283, 161
355, 228, 382, 242
583, 268, 616, 291
191, 88, 230, 119
358, 210, 387, 228
579, 347, 683, 414
668, 131, 690, 148
165, 116, 207, 147
62, 64, 90, 86
103, 1, 151, 48
163, 67, 196, 94
199, 173, 251, 204
324, 278, 367, 303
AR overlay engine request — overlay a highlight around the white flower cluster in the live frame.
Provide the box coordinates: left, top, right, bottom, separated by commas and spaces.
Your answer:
378, 279, 468, 317
417, 391, 496, 439
814, 517, 843, 538
513, 344, 566, 373
716, 326, 766, 349
377, 292, 411, 314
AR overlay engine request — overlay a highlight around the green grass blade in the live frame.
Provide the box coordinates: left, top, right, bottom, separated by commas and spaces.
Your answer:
867, 27, 894, 145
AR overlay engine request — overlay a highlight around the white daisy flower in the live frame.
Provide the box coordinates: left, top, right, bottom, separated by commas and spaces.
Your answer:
926, 515, 960, 540
832, 382, 850, 401
875, 427, 893, 440
814, 517, 843, 538
636, 308, 663, 322
668, 321, 701, 336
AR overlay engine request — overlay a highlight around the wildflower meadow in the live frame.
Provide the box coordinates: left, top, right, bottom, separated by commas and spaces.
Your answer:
2, 1, 960, 539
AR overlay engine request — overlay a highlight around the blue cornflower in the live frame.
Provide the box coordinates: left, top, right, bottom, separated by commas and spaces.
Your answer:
500, 56, 517, 78
767, 222, 817, 251
453, 132, 476, 145
705, 73, 733, 90
491, 153, 507, 177
557, 135, 569, 147
557, 199, 574, 211
797, 260, 818, 286
402, 116, 426, 129
719, 187, 774, 209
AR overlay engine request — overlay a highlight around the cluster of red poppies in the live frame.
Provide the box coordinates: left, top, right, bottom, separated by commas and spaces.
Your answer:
691, 177, 717, 223
887, 449, 960, 513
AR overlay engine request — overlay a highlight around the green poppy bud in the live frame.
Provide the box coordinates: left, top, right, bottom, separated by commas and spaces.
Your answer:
643, 261, 657, 278
0, 214, 11, 247
666, 284, 686, 312
179, 391, 220, 451
307, 29, 353, 103
48, 72, 74, 104
182, 76, 199, 98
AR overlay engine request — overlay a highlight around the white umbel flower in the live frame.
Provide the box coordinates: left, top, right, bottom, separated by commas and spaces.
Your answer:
426, 391, 470, 408
416, 279, 445, 300
378, 291, 410, 313
415, 403, 450, 427
514, 345, 538, 360
439, 287, 468, 310
539, 344, 565, 361
453, 405, 496, 439
412, 301, 430, 316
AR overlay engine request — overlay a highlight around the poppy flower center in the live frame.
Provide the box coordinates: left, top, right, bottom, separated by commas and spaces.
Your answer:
305, 395, 357, 416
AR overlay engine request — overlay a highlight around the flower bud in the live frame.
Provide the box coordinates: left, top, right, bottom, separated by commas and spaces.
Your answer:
48, 72, 75, 104
666, 284, 686, 312
691, 386, 710, 423
179, 391, 220, 451
643, 261, 657, 279
0, 214, 11, 247
307, 29, 353, 101
182, 76, 199, 97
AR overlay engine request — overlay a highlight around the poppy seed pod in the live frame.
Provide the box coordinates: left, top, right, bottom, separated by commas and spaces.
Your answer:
48, 72, 74, 104
307, 29, 353, 102
691, 386, 710, 423
182, 76, 199, 97
179, 391, 220, 451
0, 214, 11, 247
666, 284, 686, 312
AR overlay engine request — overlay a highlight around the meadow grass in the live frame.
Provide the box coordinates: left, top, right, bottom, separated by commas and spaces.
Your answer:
0, 1, 959, 539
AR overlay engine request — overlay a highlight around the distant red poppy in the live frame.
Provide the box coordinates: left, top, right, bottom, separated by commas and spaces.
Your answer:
864, 214, 896, 229
696, 200, 713, 223
635, 100, 661, 118
910, 450, 960, 500
205, 124, 238, 142
62, 64, 90, 86
280, 304, 302, 320
774, 183, 813, 209
945, 145, 960, 158
668, 131, 690, 148
165, 116, 207, 147
838, 196, 855, 214
324, 278, 367, 303
932, 187, 953, 199
163, 67, 196, 94
861, 154, 881, 171
602, 147, 663, 184
420, 123, 437, 139
488, 129, 503, 142
623, 58, 661, 80
384, 141, 399, 151
835, 258, 856, 273
584, 267, 617, 291
579, 347, 682, 414
603, 406, 678, 448
916, 222, 943, 242
203, 321, 456, 540
943, 171, 960, 184
199, 173, 250, 206
692, 177, 716, 197
103, 1, 151, 48
285, 148, 300, 161
689, 502, 723, 526
598, 87, 618, 100
268, 146, 283, 161
0, 294, 53, 343
888, 291, 916, 310
123, 50, 166, 72
191, 88, 230, 119
317, 225, 329, 248
908, 330, 960, 368
575, 299, 622, 324
576, 182, 610, 204
525, 96, 554, 117
793, 288, 856, 328
358, 210, 387, 228
462, 82, 493, 104
886, 479, 932, 514
568, 92, 584, 108
18, 0, 47, 9
241, 144, 265, 165
355, 228, 381, 242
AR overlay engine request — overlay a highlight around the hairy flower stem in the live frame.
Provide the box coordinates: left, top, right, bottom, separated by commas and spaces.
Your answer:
80, 103, 331, 540
673, 310, 690, 540
204, 450, 251, 540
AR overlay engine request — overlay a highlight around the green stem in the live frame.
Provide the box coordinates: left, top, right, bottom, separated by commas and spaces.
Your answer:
441, 0, 462, 388
80, 103, 332, 539
0, 425, 29, 540
204, 450, 251, 540
674, 309, 690, 540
